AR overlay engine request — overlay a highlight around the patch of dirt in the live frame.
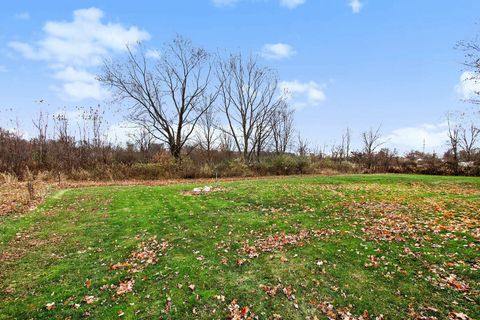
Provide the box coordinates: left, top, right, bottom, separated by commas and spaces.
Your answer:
0, 181, 52, 217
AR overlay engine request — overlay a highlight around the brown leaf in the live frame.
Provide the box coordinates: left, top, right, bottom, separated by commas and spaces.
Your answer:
45, 302, 55, 310
82, 295, 97, 304
164, 297, 172, 313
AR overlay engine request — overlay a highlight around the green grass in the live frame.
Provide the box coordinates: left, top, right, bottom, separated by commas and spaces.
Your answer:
0, 174, 479, 319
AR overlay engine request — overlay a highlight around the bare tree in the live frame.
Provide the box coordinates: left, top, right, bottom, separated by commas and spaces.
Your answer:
343, 127, 351, 160
99, 36, 217, 160
32, 111, 49, 166
447, 115, 460, 174
78, 106, 105, 148
362, 126, 384, 155
459, 123, 480, 160
129, 127, 155, 154
53, 112, 74, 172
219, 131, 233, 155
361, 126, 385, 169
196, 104, 218, 163
297, 134, 309, 156
216, 53, 281, 163
90, 106, 105, 149
330, 142, 341, 160
53, 113, 70, 143
457, 37, 480, 104
271, 101, 294, 154
331, 128, 352, 161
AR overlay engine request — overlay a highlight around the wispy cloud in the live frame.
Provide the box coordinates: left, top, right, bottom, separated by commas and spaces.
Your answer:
386, 122, 448, 152
9, 7, 150, 101
14, 12, 30, 20
349, 0, 363, 13
261, 43, 296, 60
279, 0, 306, 9
279, 80, 326, 110
212, 0, 306, 9
211, 0, 240, 7
145, 49, 161, 60
456, 71, 480, 100
0, 65, 7, 73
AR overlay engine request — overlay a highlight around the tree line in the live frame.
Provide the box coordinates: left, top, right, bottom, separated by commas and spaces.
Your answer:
98, 36, 297, 163
1, 34, 479, 180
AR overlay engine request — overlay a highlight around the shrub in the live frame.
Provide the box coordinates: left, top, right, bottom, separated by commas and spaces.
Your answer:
220, 158, 254, 177
310, 159, 358, 174
257, 155, 312, 175
197, 163, 215, 178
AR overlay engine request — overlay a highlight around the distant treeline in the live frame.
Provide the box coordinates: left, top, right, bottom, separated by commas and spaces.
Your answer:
1, 116, 479, 181
1, 34, 479, 181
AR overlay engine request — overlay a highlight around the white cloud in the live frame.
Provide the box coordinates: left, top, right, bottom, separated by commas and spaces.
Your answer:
349, 0, 363, 13
280, 0, 306, 9
51, 67, 108, 100
211, 0, 305, 9
211, 0, 240, 7
456, 71, 480, 100
53, 79, 107, 101
386, 122, 448, 152
145, 49, 161, 60
107, 121, 140, 145
279, 80, 326, 110
9, 7, 150, 101
14, 12, 30, 20
261, 43, 296, 60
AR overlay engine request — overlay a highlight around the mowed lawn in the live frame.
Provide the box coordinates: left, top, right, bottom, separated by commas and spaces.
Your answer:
0, 175, 479, 319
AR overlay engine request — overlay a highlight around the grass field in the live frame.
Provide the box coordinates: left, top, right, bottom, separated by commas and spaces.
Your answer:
0, 174, 479, 319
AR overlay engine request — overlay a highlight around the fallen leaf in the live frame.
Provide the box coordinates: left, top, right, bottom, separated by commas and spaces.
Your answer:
45, 302, 55, 310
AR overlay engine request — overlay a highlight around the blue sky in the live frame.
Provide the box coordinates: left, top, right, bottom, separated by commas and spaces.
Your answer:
1, 0, 479, 152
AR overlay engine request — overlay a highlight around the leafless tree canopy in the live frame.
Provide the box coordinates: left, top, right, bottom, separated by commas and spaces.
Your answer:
32, 111, 49, 166
271, 101, 294, 154
362, 126, 385, 155
447, 114, 461, 174
457, 37, 480, 104
99, 36, 217, 159
297, 134, 309, 156
129, 127, 155, 154
196, 104, 218, 162
361, 126, 385, 169
459, 123, 480, 159
216, 54, 283, 163
331, 128, 352, 161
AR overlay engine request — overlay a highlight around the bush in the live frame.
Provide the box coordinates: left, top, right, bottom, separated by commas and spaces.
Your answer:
256, 155, 312, 175
197, 163, 215, 178
310, 159, 358, 174
220, 158, 254, 177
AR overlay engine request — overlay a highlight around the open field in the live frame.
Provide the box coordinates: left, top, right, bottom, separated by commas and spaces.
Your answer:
0, 174, 479, 319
